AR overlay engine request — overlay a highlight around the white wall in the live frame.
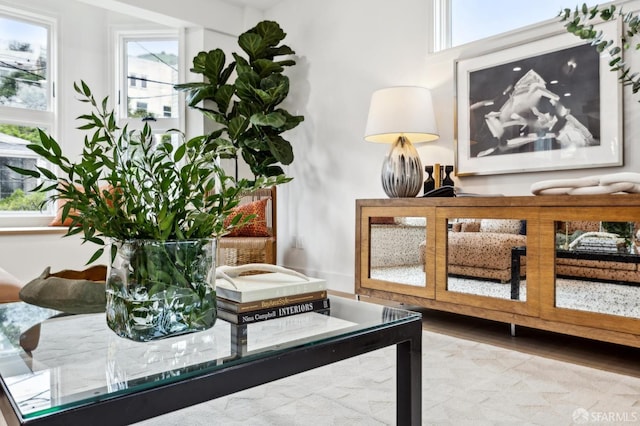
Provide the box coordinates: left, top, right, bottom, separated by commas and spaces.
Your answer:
264, 0, 433, 291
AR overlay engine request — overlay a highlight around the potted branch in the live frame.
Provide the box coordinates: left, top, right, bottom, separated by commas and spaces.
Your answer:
10, 81, 288, 342
560, 3, 640, 99
175, 20, 304, 178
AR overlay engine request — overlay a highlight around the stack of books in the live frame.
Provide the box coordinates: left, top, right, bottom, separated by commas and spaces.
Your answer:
216, 272, 329, 325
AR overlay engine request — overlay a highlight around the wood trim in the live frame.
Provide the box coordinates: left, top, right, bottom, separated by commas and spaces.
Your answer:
357, 193, 640, 208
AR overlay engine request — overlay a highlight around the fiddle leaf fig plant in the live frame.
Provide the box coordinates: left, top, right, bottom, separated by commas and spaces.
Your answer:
175, 20, 304, 178
560, 3, 640, 98
8, 81, 289, 264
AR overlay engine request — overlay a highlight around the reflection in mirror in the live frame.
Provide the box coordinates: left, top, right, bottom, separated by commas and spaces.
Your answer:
368, 216, 426, 286
446, 218, 527, 301
554, 220, 640, 319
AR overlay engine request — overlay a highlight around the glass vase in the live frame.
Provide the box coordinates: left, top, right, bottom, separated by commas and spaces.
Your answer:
106, 239, 217, 342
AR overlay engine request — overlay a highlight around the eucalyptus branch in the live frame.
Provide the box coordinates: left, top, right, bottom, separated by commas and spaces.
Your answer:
560, 3, 640, 96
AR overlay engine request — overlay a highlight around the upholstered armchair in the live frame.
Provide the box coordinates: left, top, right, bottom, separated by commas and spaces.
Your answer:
217, 187, 277, 266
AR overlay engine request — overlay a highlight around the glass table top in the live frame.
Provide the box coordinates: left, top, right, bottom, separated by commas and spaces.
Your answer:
0, 297, 420, 421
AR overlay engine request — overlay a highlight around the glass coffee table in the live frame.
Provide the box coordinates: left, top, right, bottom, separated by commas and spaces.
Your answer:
0, 296, 422, 425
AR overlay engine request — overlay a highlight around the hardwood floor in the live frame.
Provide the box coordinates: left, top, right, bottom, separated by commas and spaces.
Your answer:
333, 291, 640, 379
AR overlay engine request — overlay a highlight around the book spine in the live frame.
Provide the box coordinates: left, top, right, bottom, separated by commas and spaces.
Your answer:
216, 277, 327, 303
218, 299, 331, 325
217, 290, 328, 313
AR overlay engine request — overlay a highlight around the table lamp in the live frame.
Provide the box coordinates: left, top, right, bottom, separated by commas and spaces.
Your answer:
364, 86, 439, 198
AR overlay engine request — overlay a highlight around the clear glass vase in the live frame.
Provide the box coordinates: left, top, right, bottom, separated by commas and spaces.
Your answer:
106, 239, 217, 342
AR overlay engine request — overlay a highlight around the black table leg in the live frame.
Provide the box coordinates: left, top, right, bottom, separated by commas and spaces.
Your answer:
396, 320, 422, 425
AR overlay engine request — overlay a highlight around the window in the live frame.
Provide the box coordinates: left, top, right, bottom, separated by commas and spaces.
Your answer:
434, 0, 585, 51
0, 9, 55, 226
134, 101, 148, 117
116, 32, 181, 132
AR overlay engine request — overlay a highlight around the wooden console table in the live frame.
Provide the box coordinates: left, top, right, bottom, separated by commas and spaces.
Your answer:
355, 194, 640, 348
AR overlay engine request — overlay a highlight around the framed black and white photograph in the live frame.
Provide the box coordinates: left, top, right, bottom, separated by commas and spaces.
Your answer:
455, 20, 623, 176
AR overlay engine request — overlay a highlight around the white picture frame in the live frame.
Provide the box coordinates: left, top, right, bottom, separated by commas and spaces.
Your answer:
454, 20, 623, 176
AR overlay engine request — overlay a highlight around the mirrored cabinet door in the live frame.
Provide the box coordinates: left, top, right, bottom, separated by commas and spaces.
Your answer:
445, 217, 527, 302
434, 207, 539, 317
358, 207, 435, 299
552, 218, 640, 320
369, 216, 427, 286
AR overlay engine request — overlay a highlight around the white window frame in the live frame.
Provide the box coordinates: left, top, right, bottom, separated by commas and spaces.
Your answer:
113, 29, 184, 134
431, 0, 591, 53
0, 6, 56, 228
430, 0, 451, 53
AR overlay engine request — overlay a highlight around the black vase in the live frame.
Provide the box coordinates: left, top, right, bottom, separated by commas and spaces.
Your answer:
423, 165, 435, 194
442, 165, 454, 187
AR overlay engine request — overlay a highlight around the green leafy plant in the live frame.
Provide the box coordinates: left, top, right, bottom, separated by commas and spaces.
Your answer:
560, 3, 640, 98
8, 81, 289, 264
175, 20, 304, 178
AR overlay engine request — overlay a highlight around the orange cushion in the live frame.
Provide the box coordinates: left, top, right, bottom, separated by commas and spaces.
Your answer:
49, 184, 114, 227
49, 197, 76, 226
224, 198, 270, 237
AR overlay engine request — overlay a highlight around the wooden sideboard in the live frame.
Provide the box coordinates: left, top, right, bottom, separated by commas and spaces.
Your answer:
355, 195, 640, 348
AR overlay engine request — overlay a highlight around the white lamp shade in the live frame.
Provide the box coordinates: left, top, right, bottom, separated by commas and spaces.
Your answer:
364, 86, 439, 143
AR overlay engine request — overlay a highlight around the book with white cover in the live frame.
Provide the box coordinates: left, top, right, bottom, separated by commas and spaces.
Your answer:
216, 272, 327, 303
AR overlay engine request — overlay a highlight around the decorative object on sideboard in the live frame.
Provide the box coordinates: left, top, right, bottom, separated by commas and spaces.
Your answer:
364, 86, 439, 198
423, 164, 455, 196
531, 172, 640, 195
433, 162, 441, 190
423, 165, 435, 194
442, 165, 455, 187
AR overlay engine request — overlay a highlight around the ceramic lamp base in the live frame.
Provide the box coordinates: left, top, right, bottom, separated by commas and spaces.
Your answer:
381, 136, 423, 198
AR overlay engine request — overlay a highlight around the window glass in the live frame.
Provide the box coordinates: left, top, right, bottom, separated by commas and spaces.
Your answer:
0, 124, 48, 214
450, 0, 582, 48
0, 15, 48, 110
124, 39, 178, 120
0, 12, 53, 223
